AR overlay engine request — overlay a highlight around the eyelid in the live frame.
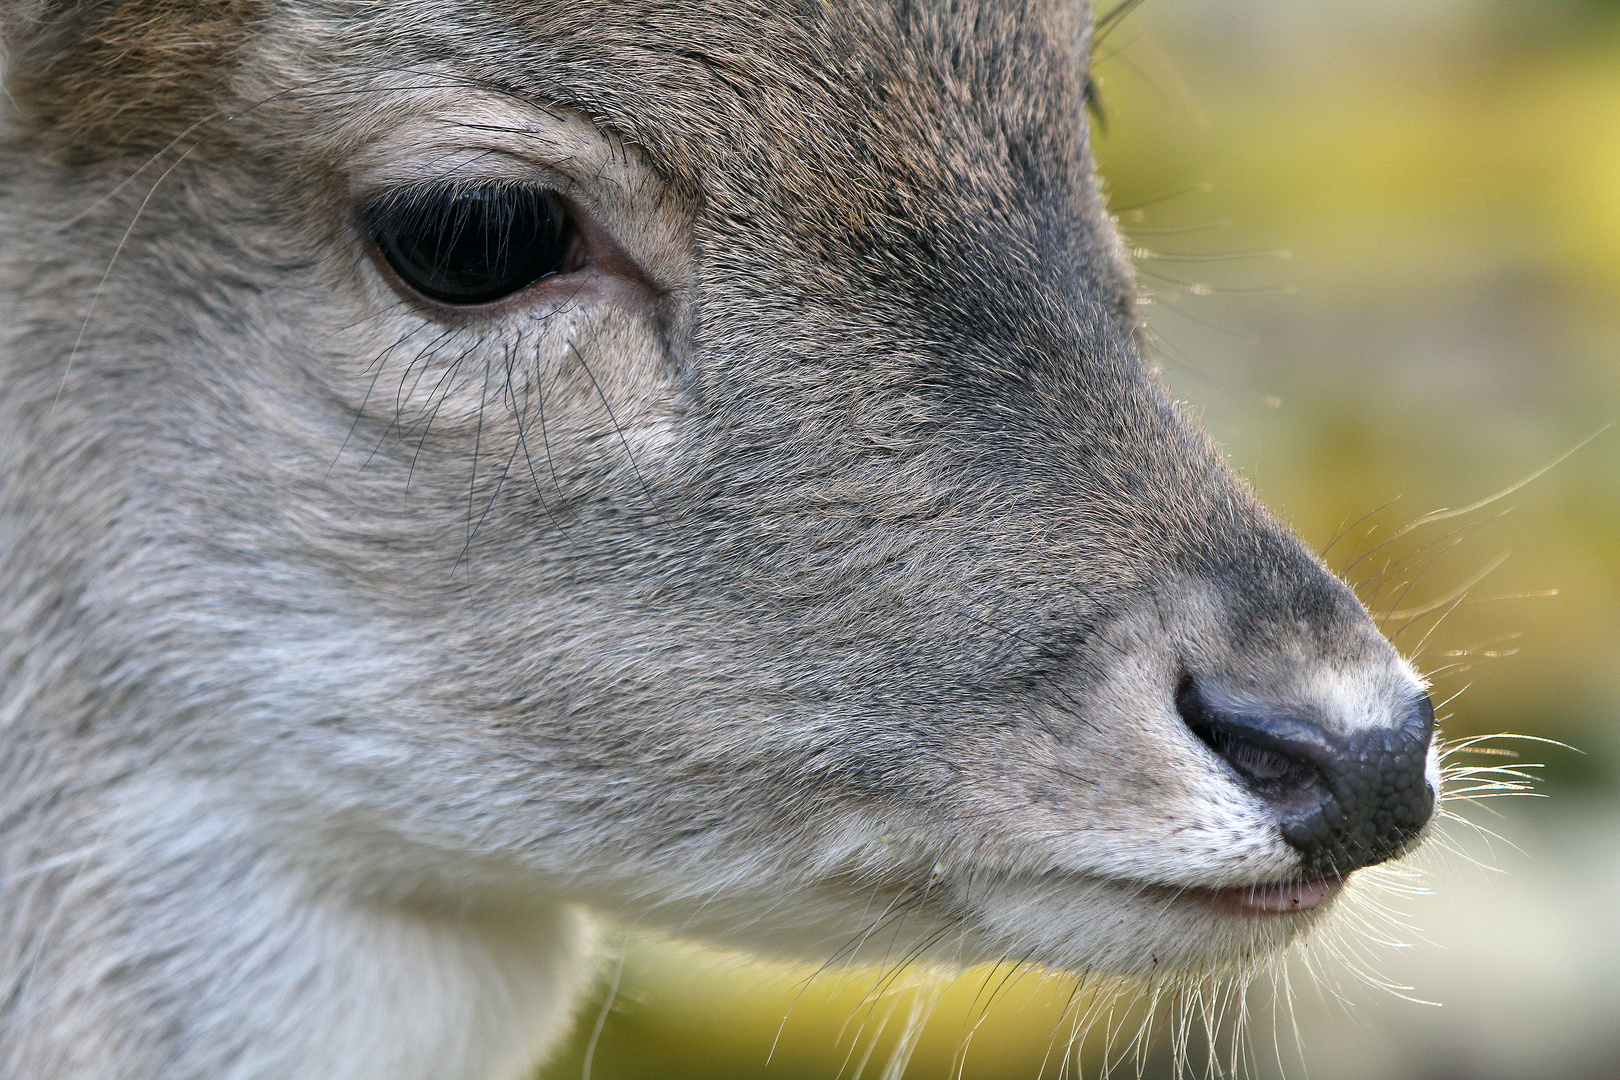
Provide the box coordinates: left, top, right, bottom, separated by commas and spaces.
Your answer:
355, 158, 589, 222
345, 100, 694, 293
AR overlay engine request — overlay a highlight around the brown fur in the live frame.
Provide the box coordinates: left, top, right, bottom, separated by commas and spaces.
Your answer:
8, 0, 259, 152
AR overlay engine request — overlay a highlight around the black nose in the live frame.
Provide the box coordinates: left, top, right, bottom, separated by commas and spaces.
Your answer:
1177, 678, 1436, 878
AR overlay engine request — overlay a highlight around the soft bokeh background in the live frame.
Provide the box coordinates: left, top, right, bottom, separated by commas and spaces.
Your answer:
537, 2, 1620, 1077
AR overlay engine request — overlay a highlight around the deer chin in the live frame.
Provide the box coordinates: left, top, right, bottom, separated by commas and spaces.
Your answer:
823, 862, 1333, 984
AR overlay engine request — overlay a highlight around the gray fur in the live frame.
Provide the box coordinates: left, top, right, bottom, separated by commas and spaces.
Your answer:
0, 2, 1434, 1078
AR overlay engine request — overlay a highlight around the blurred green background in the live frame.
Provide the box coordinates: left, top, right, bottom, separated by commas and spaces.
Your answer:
538, 2, 1620, 1078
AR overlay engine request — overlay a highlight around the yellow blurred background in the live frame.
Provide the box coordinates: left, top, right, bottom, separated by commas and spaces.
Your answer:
538, 2, 1620, 1077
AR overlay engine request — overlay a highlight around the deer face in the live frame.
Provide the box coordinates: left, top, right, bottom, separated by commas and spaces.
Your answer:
0, 0, 1436, 997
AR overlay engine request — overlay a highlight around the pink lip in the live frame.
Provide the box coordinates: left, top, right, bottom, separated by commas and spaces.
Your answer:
1191, 876, 1344, 915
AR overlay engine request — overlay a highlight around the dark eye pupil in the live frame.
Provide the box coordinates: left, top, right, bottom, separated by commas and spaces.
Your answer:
368, 186, 575, 305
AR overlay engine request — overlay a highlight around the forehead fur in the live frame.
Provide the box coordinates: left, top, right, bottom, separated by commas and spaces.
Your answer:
6, 0, 259, 150
478, 0, 1098, 218
5, 0, 1130, 328
229, 0, 1125, 338
10, 1, 1095, 229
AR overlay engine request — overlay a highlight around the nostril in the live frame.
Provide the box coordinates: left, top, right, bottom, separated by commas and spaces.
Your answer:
1194, 725, 1321, 799
1176, 677, 1437, 877
1175, 677, 1329, 811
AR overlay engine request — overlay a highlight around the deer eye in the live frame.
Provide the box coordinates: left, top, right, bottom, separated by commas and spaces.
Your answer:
366, 184, 579, 305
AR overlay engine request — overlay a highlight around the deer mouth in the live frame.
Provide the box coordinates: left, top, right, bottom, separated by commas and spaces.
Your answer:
1177, 876, 1345, 916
